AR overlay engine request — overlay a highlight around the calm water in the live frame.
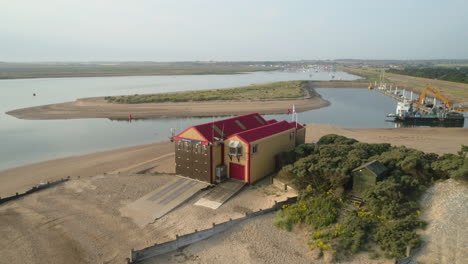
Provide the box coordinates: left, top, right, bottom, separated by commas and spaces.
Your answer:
0, 71, 465, 171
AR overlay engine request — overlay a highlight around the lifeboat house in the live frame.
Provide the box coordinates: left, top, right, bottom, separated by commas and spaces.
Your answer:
173, 113, 305, 184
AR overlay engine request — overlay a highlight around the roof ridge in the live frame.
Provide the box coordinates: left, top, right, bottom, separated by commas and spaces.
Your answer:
230, 120, 295, 143
193, 112, 263, 128
234, 120, 290, 135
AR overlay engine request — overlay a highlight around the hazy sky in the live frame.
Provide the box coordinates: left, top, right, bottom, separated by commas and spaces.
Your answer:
1, 0, 467, 61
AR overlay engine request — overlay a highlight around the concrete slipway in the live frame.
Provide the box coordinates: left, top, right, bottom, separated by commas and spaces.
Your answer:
120, 175, 209, 227
195, 179, 246, 209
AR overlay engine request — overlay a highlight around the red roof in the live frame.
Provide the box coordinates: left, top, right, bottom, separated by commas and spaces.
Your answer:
175, 113, 267, 143
266, 119, 277, 124
231, 120, 295, 143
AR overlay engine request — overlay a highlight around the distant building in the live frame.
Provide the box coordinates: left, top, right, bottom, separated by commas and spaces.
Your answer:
352, 160, 387, 195
173, 113, 306, 184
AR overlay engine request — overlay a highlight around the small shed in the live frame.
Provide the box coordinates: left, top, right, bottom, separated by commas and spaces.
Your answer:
351, 160, 387, 195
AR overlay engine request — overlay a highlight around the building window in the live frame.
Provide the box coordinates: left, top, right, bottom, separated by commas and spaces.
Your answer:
252, 144, 258, 154
228, 141, 242, 157
235, 120, 247, 130
290, 132, 295, 140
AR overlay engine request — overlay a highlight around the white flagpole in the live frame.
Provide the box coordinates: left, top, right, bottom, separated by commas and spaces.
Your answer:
292, 104, 295, 122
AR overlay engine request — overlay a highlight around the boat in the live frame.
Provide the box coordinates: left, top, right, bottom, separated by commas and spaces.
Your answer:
395, 112, 464, 125
392, 101, 464, 125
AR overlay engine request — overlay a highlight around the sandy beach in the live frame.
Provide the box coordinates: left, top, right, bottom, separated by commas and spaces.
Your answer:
0, 125, 466, 264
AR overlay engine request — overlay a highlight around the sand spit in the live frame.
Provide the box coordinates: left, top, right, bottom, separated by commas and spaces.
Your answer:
5, 81, 369, 120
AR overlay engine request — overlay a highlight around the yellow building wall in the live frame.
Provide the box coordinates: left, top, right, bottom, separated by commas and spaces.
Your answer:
296, 127, 306, 145
178, 128, 206, 141
223, 136, 248, 181
211, 144, 222, 182
249, 129, 296, 183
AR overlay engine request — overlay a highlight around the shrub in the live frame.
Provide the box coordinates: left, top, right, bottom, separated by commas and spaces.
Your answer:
273, 135, 466, 259
275, 192, 341, 231
373, 215, 423, 258
336, 211, 377, 253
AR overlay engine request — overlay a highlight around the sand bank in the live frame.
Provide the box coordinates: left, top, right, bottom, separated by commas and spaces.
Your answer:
5, 81, 368, 120
6, 96, 329, 120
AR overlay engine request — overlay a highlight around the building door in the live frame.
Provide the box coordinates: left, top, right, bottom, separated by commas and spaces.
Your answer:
192, 144, 211, 182
229, 163, 245, 181
176, 141, 192, 177
175, 141, 212, 183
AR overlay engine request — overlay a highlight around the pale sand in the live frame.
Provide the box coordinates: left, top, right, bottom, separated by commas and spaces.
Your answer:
0, 141, 174, 197
305, 124, 468, 155
414, 179, 468, 264
0, 125, 466, 264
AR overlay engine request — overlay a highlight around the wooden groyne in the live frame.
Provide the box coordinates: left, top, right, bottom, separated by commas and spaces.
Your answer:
0, 177, 70, 205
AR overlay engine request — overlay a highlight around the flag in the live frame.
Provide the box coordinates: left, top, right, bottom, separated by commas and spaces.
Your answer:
287, 108, 291, 114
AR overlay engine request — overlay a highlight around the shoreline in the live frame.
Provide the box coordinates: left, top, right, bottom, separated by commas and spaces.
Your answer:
1, 124, 466, 196
5, 81, 367, 120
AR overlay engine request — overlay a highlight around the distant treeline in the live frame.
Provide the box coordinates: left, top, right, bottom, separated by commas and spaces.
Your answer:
388, 67, 468, 84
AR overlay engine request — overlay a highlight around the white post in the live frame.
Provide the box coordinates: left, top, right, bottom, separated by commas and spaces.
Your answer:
295, 112, 298, 128
292, 104, 296, 122
410, 91, 413, 101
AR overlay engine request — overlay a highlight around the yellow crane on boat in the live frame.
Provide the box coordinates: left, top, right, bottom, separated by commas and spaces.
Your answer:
417, 84, 468, 112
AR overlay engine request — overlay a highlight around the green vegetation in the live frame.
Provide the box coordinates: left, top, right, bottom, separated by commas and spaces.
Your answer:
274, 135, 467, 260
388, 67, 468, 84
435, 63, 468, 68
105, 81, 306, 103
0, 62, 277, 79
335, 66, 383, 84
339, 66, 468, 102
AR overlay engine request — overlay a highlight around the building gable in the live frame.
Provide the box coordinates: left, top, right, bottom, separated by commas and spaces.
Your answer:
174, 127, 208, 143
